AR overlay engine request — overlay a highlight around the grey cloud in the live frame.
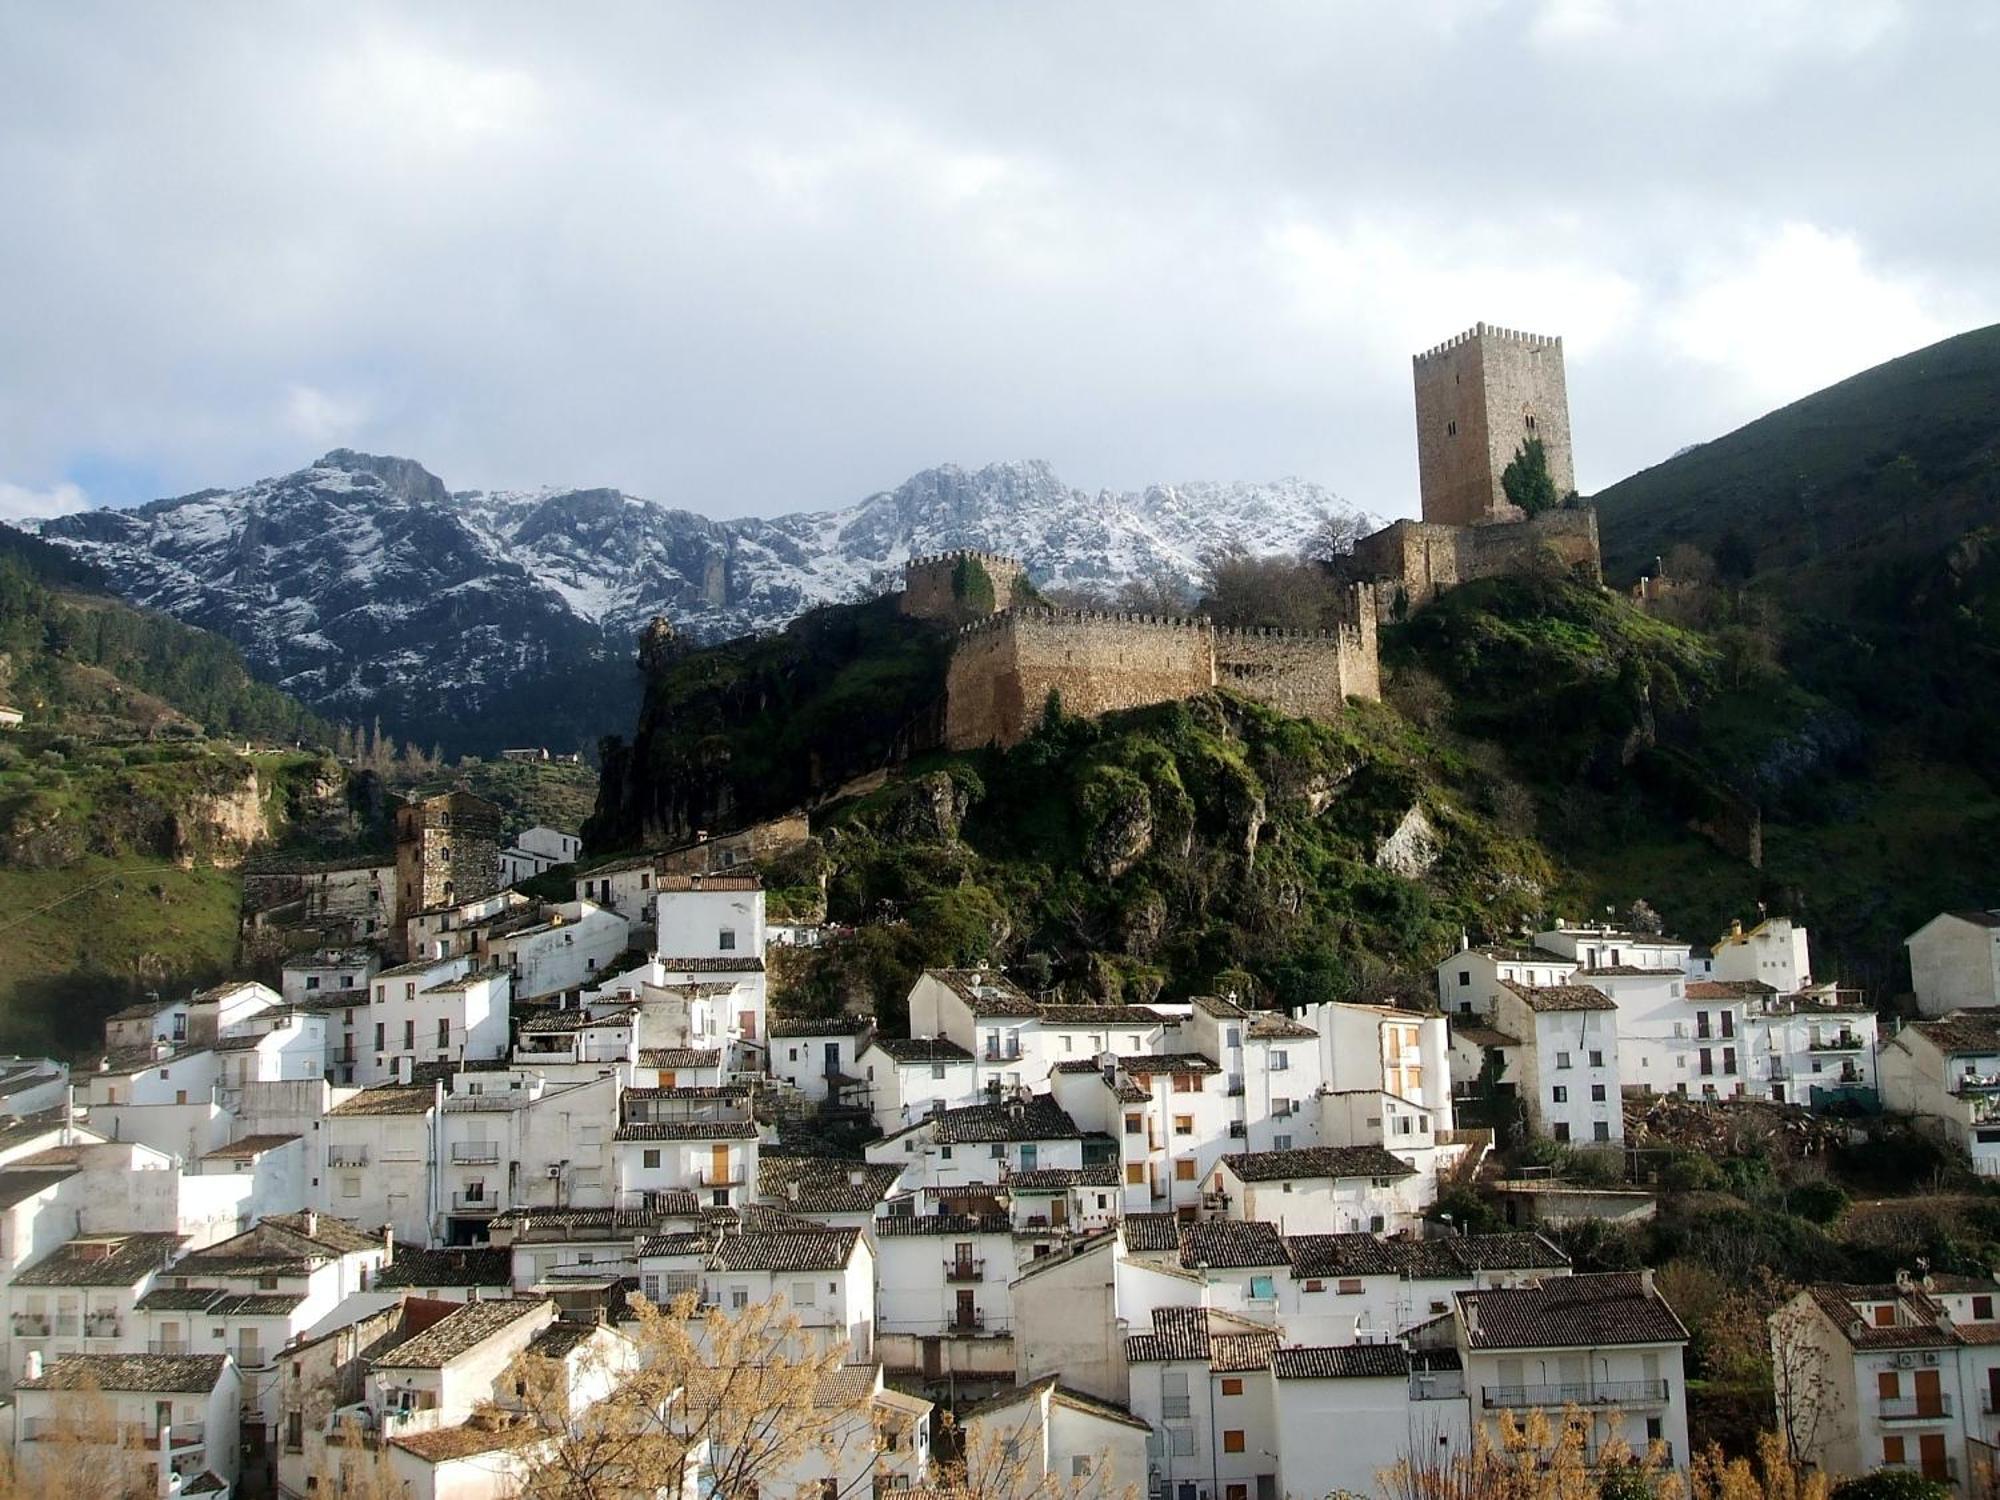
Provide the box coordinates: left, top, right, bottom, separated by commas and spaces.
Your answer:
0, 0, 1993, 520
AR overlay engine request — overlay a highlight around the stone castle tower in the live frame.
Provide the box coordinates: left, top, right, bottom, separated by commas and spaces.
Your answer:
1412, 323, 1576, 527
393, 788, 502, 942
899, 549, 1027, 626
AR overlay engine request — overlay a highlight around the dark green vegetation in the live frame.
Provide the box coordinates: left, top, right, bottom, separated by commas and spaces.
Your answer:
399, 757, 599, 838
781, 690, 1554, 1022
1501, 434, 1562, 515
590, 595, 953, 850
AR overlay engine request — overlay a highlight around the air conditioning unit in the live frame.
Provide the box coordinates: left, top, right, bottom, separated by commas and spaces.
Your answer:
1921, 1351, 1941, 1366
1895, 1352, 1916, 1368
547, 1165, 564, 1180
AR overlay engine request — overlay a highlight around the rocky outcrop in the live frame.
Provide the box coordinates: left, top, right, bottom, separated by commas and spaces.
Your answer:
1374, 803, 1443, 879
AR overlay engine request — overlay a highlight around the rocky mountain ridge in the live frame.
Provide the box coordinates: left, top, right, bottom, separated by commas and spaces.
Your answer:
33, 451, 1366, 753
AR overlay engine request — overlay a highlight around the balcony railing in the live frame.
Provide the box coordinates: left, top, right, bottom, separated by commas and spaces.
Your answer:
1810, 1035, 1864, 1052
943, 1259, 985, 1283
982, 1046, 1022, 1063
450, 1143, 501, 1164
11, 1313, 48, 1336
85, 1313, 122, 1337
948, 1309, 986, 1332
1483, 1379, 1670, 1410
451, 1193, 497, 1212
1878, 1394, 1953, 1421
698, 1168, 745, 1188
327, 1147, 368, 1167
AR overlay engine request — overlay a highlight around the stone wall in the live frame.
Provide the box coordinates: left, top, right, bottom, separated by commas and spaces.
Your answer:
944, 594, 1380, 750
899, 549, 1026, 625
1354, 507, 1600, 615
1413, 324, 1574, 526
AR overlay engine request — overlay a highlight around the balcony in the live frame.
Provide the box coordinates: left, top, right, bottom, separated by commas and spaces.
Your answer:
943, 1258, 985, 1283
982, 1046, 1022, 1063
11, 1313, 48, 1337
1483, 1379, 1670, 1410
327, 1147, 368, 1168
698, 1168, 745, 1188
85, 1312, 122, 1338
1878, 1395, 1953, 1421
451, 1193, 497, 1213
948, 1309, 986, 1333
450, 1143, 502, 1164
1810, 1034, 1864, 1053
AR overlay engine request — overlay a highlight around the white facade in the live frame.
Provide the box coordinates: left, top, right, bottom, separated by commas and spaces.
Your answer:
1881, 1014, 2000, 1174
1908, 912, 2000, 1018
656, 876, 767, 963
859, 1037, 980, 1132
485, 900, 627, 1004
1490, 984, 1624, 1145
875, 1215, 1017, 1341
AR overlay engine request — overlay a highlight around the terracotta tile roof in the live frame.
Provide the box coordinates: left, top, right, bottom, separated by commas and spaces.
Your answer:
1210, 1330, 1281, 1372
375, 1246, 514, 1289
1004, 1165, 1119, 1191
658, 955, 766, 973
19, 1352, 227, 1392
1221, 1146, 1415, 1183
492, 1201, 698, 1235
1945, 910, 2000, 928
1798, 1281, 2000, 1349
1121, 1213, 1182, 1253
1180, 1219, 1289, 1270
758, 1155, 902, 1214
1907, 1012, 2000, 1055
930, 1095, 1081, 1144
182, 1471, 228, 1495
615, 1121, 758, 1141
1499, 981, 1616, 1012
964, 1373, 1153, 1432
710, 1227, 861, 1273
1116, 1052, 1222, 1076
656, 873, 763, 891
136, 1287, 230, 1313
1246, 1013, 1319, 1041
1686, 980, 1777, 999
1459, 1272, 1687, 1349
0, 1166, 75, 1209
526, 1320, 604, 1361
329, 1083, 436, 1116
1577, 965, 1684, 978
640, 1047, 722, 1070
924, 968, 1041, 1017
1123, 1305, 1210, 1362
200, 1134, 301, 1160
1034, 1005, 1169, 1027
623, 1084, 751, 1101
769, 1014, 871, 1038
373, 1299, 551, 1368
1453, 1024, 1523, 1048
871, 1037, 974, 1063
392, 1416, 549, 1463
1194, 994, 1250, 1019
1273, 1344, 1410, 1379
872, 1213, 1012, 1237
210, 1292, 308, 1316
15, 1231, 184, 1286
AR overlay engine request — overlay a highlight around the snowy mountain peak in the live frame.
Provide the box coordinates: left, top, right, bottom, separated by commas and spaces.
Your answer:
34, 455, 1373, 751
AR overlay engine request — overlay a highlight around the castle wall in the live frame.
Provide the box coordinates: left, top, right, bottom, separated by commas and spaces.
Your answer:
1213, 586, 1380, 717
1414, 324, 1574, 527
900, 550, 1026, 625
1354, 508, 1600, 614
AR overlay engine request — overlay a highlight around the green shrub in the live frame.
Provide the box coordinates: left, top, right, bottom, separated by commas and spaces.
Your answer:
1660, 1151, 1724, 1193
1785, 1179, 1850, 1225
1830, 1471, 1951, 1500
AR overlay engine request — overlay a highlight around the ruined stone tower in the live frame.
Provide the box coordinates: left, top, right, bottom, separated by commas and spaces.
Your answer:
899, 549, 1026, 626
1413, 323, 1576, 527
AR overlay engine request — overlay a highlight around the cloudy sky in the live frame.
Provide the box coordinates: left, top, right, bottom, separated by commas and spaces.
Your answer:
2, 1, 1994, 525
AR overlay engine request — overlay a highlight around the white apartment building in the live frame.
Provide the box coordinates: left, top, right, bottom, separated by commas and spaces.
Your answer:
436, 1072, 622, 1241
280, 947, 379, 1006
867, 1095, 1089, 1198
576, 854, 661, 940
1181, 997, 1327, 1155
11, 1351, 241, 1497
364, 956, 511, 1084
1774, 1272, 2000, 1490
769, 1016, 872, 1105
483, 899, 627, 1004
963, 1374, 1151, 1499
1727, 984, 1879, 1107
1436, 945, 1581, 1018
1705, 916, 1814, 991
1301, 999, 1455, 1129
1907, 911, 2000, 1018
875, 1212, 1017, 1342
1488, 981, 1623, 1144
612, 1087, 759, 1211
1881, 1012, 2000, 1174
858, 1036, 980, 1132
1208, 1145, 1427, 1236
319, 1079, 441, 1246
500, 824, 582, 886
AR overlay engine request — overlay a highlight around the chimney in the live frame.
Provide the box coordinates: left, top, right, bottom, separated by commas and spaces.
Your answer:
304, 1210, 318, 1240
1640, 1267, 1656, 1295
22, 1350, 42, 1383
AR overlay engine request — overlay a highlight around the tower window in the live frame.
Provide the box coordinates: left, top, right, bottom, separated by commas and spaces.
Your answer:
1525, 415, 1538, 432
1446, 421, 1457, 437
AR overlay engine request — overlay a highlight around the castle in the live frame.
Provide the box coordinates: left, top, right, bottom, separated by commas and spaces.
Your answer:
899, 550, 1380, 750
1351, 322, 1601, 613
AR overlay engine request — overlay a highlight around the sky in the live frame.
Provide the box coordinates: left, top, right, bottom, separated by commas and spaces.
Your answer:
2, 0, 1996, 525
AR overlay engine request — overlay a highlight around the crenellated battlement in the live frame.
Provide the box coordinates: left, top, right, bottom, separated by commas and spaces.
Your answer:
899, 548, 1028, 624
941, 587, 1380, 749
905, 547, 1024, 573
1413, 321, 1563, 365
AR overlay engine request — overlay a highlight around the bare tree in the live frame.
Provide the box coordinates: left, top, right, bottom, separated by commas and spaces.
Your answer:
1769, 1297, 1840, 1466
1373, 1405, 1674, 1500
943, 1405, 1138, 1500
1301, 507, 1376, 563
1690, 1431, 1830, 1500
307, 1415, 412, 1499
0, 1378, 146, 1500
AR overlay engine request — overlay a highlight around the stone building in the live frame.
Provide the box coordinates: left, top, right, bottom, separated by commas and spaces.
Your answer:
900, 550, 1028, 626
394, 789, 503, 944
1412, 322, 1575, 527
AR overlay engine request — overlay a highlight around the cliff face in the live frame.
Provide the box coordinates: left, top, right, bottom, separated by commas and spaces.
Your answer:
587, 596, 953, 851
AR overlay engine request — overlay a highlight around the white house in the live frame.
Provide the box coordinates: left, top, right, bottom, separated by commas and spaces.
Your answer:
1272, 1343, 1472, 1500
657, 873, 767, 964
500, 824, 583, 886
768, 1015, 871, 1106
365, 958, 512, 1084
319, 1079, 441, 1247
874, 1212, 1017, 1344
1729, 984, 1879, 1108
676, 1226, 876, 1362
613, 1087, 759, 1211
1435, 945, 1581, 1018
12, 1350, 241, 1497
858, 1036, 980, 1132
962, 1374, 1151, 1498
436, 1071, 622, 1240
1773, 1272, 2000, 1489
1881, 1012, 2000, 1174
1707, 916, 1815, 992
1908, 912, 2000, 1018
1301, 999, 1455, 1131
1437, 1270, 1691, 1471
866, 1095, 1087, 1200
483, 900, 627, 1005
1125, 1304, 1281, 1500
1208, 1145, 1427, 1236
575, 854, 661, 940
1489, 982, 1624, 1145
5, 1229, 186, 1389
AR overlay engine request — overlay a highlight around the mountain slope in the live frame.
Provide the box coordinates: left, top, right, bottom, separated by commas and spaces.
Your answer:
33, 452, 1366, 756
1595, 322, 2000, 589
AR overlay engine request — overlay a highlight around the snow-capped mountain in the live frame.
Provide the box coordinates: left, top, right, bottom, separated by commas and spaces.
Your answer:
34, 450, 1366, 752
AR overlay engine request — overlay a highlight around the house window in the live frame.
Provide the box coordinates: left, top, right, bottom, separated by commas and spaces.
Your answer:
1551, 1086, 1568, 1104
1556, 1051, 1572, 1070
1174, 1115, 1194, 1136
1223, 1431, 1246, 1454
1225, 1027, 1241, 1048
1249, 1276, 1275, 1300
1221, 1377, 1244, 1396
1590, 1085, 1606, 1102
437, 1019, 450, 1049
643, 1149, 661, 1169
1126, 1164, 1146, 1186
1271, 1051, 1289, 1072
1976, 1296, 1994, 1320
1589, 1050, 1604, 1067
1175, 1159, 1197, 1181
1337, 1278, 1363, 1295
1125, 1114, 1144, 1135
718, 928, 737, 951
1593, 1122, 1611, 1142
1273, 1134, 1292, 1151
1458, 970, 1470, 987
1553, 1123, 1571, 1142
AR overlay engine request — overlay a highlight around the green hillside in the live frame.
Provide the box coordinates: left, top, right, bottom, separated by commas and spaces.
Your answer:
1595, 321, 2000, 592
